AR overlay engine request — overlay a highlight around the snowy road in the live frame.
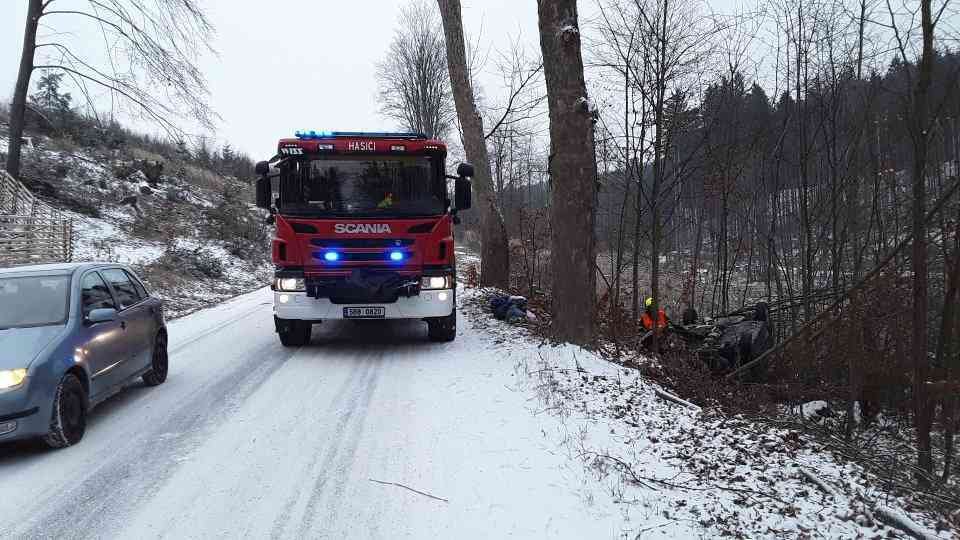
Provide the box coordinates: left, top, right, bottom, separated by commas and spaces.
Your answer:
0, 288, 622, 539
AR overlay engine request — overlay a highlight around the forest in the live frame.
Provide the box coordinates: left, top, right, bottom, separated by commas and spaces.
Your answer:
374, 0, 960, 501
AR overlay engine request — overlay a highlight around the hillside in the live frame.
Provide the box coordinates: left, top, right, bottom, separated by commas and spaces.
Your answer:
0, 122, 272, 318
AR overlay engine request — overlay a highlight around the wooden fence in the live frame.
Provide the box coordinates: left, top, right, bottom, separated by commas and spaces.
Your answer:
0, 171, 73, 267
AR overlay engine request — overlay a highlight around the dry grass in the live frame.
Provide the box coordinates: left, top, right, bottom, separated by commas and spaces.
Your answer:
182, 163, 227, 192
128, 147, 166, 163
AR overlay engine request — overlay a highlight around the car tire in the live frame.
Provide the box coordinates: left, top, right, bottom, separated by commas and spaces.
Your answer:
279, 320, 311, 347
42, 373, 87, 449
427, 310, 457, 342
143, 331, 168, 386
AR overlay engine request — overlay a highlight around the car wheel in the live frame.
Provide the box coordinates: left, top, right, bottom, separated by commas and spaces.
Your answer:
143, 331, 168, 386
42, 374, 87, 449
427, 311, 457, 342
279, 320, 311, 347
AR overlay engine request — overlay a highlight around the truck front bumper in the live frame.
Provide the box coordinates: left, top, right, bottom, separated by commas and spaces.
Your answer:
273, 290, 454, 321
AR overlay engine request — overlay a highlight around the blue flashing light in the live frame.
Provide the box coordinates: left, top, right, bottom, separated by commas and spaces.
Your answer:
389, 251, 404, 262
295, 130, 334, 140
323, 251, 340, 262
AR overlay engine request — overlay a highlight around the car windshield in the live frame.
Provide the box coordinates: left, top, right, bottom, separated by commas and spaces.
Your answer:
279, 156, 444, 217
0, 275, 71, 329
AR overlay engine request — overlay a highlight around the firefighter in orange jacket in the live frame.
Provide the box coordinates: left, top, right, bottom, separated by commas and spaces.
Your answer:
641, 297, 669, 331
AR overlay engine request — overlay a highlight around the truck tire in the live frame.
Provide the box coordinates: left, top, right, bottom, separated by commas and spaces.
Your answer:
42, 373, 87, 449
278, 319, 311, 347
427, 310, 457, 342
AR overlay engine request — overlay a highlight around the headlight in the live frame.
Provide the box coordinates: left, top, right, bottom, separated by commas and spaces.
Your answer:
0, 369, 27, 390
275, 278, 306, 292
421, 276, 453, 290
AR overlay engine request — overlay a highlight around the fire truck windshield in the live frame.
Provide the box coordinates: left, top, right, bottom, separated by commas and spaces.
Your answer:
278, 155, 444, 217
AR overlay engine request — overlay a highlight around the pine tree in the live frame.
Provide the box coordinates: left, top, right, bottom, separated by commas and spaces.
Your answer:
29, 73, 72, 130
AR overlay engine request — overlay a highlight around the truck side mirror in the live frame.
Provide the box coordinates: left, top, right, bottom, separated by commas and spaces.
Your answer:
456, 162, 475, 178
255, 161, 270, 175
455, 178, 472, 211
255, 176, 271, 209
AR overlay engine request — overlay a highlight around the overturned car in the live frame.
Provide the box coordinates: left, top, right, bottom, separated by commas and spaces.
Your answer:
671, 303, 775, 376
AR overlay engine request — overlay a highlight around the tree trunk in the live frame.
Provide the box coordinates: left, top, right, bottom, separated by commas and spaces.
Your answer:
536, 0, 598, 345
649, 0, 669, 354
631, 129, 647, 322
938, 221, 960, 484
436, 0, 510, 289
6, 0, 44, 179
911, 0, 935, 485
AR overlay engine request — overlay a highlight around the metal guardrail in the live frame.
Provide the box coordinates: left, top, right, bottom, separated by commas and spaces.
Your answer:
0, 171, 73, 266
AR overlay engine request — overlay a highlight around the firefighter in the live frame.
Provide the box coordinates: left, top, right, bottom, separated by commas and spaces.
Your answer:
377, 192, 394, 209
641, 297, 669, 331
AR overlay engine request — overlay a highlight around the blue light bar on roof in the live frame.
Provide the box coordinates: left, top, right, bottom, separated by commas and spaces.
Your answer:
295, 130, 333, 139
294, 130, 427, 140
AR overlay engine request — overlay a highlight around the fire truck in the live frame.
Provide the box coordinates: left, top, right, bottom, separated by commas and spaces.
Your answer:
254, 131, 473, 346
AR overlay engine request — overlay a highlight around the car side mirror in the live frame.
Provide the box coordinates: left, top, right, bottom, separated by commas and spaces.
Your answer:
86, 308, 117, 325
255, 176, 271, 209
456, 162, 475, 179
254, 161, 270, 175
455, 178, 472, 211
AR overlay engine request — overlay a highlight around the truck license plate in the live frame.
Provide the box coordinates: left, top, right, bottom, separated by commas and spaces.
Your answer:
343, 307, 385, 319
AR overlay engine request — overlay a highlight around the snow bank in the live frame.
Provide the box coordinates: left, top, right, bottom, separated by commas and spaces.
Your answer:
459, 283, 956, 538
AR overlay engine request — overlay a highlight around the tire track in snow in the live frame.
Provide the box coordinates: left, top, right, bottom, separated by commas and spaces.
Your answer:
168, 301, 267, 354
8, 337, 298, 540
267, 356, 374, 539
298, 354, 380, 538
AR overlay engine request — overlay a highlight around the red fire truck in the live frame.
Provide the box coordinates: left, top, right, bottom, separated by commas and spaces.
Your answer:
254, 131, 473, 346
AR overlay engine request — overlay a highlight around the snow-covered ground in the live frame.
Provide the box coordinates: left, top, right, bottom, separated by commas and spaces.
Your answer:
0, 289, 628, 538
1, 279, 953, 538
462, 291, 956, 539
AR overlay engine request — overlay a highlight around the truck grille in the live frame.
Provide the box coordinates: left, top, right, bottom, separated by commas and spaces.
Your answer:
309, 238, 414, 248
306, 272, 419, 304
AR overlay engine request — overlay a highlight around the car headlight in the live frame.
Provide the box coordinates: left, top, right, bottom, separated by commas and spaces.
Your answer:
0, 369, 27, 390
421, 276, 453, 290
275, 278, 306, 292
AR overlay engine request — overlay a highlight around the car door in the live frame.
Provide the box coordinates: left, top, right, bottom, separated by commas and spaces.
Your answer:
125, 269, 161, 363
127, 269, 163, 337
100, 268, 152, 380
77, 271, 128, 397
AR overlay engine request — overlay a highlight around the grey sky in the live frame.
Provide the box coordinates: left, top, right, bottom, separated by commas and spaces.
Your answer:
1, 1, 541, 159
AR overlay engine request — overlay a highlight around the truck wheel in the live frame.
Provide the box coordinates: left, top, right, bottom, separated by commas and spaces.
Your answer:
42, 373, 87, 449
427, 311, 457, 342
278, 319, 311, 347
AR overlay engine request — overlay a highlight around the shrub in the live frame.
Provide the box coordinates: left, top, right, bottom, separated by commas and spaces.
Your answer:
152, 245, 225, 279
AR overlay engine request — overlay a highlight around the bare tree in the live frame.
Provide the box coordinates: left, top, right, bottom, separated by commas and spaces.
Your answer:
376, 1, 455, 139
881, 0, 960, 484
589, 0, 650, 322
483, 40, 546, 140
437, 0, 511, 288
635, 0, 716, 352
537, 0, 599, 344
5, 0, 217, 179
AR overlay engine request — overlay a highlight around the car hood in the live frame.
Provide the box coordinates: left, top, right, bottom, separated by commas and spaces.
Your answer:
0, 325, 66, 370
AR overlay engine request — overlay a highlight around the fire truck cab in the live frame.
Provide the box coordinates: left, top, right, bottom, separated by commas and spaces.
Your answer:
254, 131, 473, 346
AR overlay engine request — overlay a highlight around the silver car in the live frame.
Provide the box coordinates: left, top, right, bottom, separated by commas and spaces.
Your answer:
0, 263, 168, 448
